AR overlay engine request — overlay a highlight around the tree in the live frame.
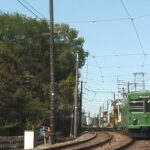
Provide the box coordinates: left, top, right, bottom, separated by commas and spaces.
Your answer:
0, 42, 50, 134
0, 13, 88, 135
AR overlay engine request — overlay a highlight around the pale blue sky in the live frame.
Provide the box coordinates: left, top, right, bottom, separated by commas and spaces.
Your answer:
1, 0, 150, 116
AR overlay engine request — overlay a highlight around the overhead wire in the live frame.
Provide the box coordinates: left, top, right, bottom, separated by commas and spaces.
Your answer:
54, 12, 150, 24
83, 90, 116, 103
59, 17, 129, 24
87, 62, 150, 69
131, 20, 145, 54
90, 89, 101, 101
84, 88, 97, 93
82, 49, 150, 97
9, 0, 150, 114
91, 55, 104, 83
80, 2, 150, 111
119, 0, 146, 70
95, 53, 150, 58
134, 12, 150, 20
21, 0, 46, 18
16, 0, 43, 20
120, 0, 132, 18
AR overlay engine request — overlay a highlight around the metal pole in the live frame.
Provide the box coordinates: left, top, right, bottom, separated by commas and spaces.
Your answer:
49, 0, 55, 144
107, 100, 109, 125
79, 81, 83, 132
113, 93, 116, 128
74, 53, 79, 138
127, 82, 130, 93
135, 83, 137, 91
99, 106, 102, 127
142, 72, 145, 90
134, 73, 137, 91
122, 88, 125, 98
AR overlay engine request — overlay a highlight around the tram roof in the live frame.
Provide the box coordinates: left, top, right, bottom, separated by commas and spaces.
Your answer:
127, 90, 150, 100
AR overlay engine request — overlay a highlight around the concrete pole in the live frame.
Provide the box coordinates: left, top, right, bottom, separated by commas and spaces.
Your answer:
74, 53, 79, 138
49, 0, 55, 144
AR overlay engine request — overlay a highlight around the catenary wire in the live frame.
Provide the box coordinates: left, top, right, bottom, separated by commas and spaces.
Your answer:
119, 0, 146, 70
57, 17, 129, 24
95, 53, 150, 58
53, 11, 150, 24
91, 55, 104, 83
134, 12, 150, 20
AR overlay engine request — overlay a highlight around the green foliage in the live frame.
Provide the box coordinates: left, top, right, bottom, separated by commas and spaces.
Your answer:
0, 13, 87, 135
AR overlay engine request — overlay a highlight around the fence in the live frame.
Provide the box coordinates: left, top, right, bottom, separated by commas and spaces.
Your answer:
0, 135, 44, 150
0, 136, 23, 149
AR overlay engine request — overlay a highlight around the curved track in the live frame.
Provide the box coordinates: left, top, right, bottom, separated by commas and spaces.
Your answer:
36, 130, 134, 150
93, 131, 134, 150
37, 132, 111, 150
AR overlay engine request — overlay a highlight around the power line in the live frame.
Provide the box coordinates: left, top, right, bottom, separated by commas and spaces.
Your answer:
131, 20, 145, 54
54, 11, 150, 24
16, 0, 42, 20
141, 54, 146, 70
91, 55, 104, 83
135, 12, 150, 20
21, 0, 46, 18
90, 89, 101, 101
120, 0, 145, 54
59, 17, 128, 24
120, 0, 146, 70
120, 0, 132, 18
83, 89, 116, 102
95, 53, 150, 58
87, 63, 150, 69
84, 88, 97, 93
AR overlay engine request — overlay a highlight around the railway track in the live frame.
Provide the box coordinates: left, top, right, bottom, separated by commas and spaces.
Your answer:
43, 132, 111, 150
36, 130, 134, 150
125, 139, 150, 150
93, 131, 134, 150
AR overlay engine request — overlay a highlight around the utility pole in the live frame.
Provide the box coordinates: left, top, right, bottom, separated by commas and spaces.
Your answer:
134, 72, 145, 90
78, 81, 83, 132
107, 100, 109, 114
74, 53, 79, 138
127, 82, 137, 93
113, 93, 116, 128
107, 100, 109, 125
99, 106, 102, 127
117, 77, 126, 99
49, 0, 55, 144
79, 81, 86, 131
122, 88, 125, 98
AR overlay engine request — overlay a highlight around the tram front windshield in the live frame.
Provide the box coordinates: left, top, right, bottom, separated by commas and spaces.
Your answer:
130, 100, 144, 112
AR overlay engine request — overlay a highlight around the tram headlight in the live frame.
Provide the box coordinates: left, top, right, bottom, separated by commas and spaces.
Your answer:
132, 117, 138, 125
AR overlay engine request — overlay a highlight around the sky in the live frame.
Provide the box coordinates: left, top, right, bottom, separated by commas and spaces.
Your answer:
1, 0, 150, 116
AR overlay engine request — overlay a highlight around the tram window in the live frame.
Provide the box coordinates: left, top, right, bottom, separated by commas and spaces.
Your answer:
145, 99, 150, 112
130, 108, 143, 112
130, 101, 144, 112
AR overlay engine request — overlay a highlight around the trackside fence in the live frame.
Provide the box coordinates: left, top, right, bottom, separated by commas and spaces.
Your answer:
0, 135, 44, 149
